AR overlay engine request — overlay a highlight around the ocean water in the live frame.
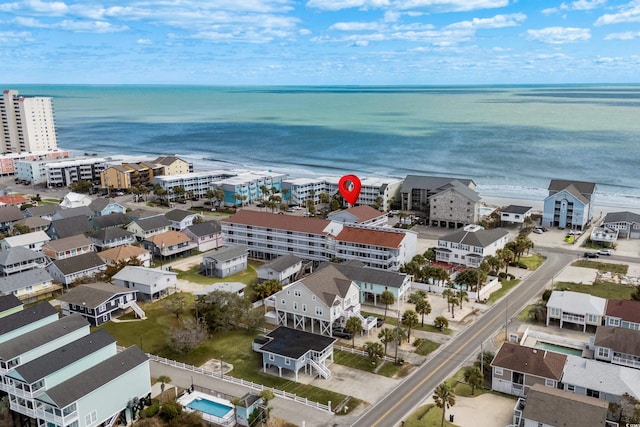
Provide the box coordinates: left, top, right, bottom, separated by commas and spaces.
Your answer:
11, 84, 640, 207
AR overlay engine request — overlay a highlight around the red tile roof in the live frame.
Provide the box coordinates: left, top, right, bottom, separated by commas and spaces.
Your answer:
606, 299, 640, 323
0, 195, 31, 206
221, 210, 331, 234
491, 342, 566, 380
336, 226, 405, 248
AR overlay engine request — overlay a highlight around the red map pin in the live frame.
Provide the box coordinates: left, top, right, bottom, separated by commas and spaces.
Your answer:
338, 174, 361, 206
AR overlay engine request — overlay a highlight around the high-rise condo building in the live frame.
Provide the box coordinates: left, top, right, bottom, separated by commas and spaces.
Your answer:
1, 89, 58, 154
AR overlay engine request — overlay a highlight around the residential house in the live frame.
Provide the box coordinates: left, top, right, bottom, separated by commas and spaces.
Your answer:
1, 231, 51, 252
0, 268, 60, 304
89, 212, 129, 231
14, 216, 51, 233
561, 355, 640, 403
268, 264, 362, 336
605, 299, 640, 330
257, 254, 303, 285
98, 245, 152, 268
0, 302, 59, 345
59, 192, 92, 209
33, 346, 150, 427
143, 230, 197, 261
201, 245, 249, 278
0, 194, 31, 209
194, 282, 246, 298
435, 225, 509, 268
253, 326, 336, 381
46, 216, 92, 239
112, 266, 177, 300
88, 227, 137, 250
0, 247, 47, 276
513, 383, 611, 427
500, 205, 533, 226
428, 180, 481, 228
126, 208, 162, 222
0, 206, 24, 233
593, 326, 640, 370
590, 225, 619, 245
400, 175, 476, 213
56, 282, 144, 326
233, 393, 264, 427
546, 290, 607, 333
183, 221, 222, 252
100, 161, 163, 190
334, 260, 412, 307
127, 216, 171, 240
47, 252, 107, 286
602, 211, 640, 239
327, 205, 388, 227
22, 204, 58, 220
221, 210, 416, 270
0, 294, 23, 319
42, 234, 95, 260
165, 209, 199, 230
51, 205, 93, 221
542, 179, 597, 230
491, 342, 567, 397
88, 197, 125, 217
152, 155, 192, 175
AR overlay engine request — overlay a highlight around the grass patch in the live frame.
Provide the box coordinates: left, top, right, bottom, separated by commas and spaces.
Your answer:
518, 254, 545, 270
362, 311, 452, 335
517, 305, 534, 322
487, 279, 519, 304
174, 259, 262, 286
334, 349, 378, 373
445, 367, 488, 398
404, 404, 457, 427
414, 338, 440, 356
554, 281, 635, 300
377, 361, 405, 378
571, 260, 628, 275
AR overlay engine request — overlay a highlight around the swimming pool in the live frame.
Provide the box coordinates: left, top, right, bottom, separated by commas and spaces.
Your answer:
479, 207, 495, 216
187, 397, 233, 418
534, 341, 582, 357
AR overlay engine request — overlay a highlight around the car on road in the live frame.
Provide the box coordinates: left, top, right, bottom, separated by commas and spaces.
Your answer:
533, 228, 544, 234
332, 327, 353, 339
597, 249, 612, 256
583, 252, 600, 258
568, 229, 582, 235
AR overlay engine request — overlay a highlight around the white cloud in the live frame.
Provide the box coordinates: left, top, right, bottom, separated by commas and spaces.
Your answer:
0, 30, 33, 42
330, 21, 383, 31
526, 27, 591, 44
604, 30, 640, 39
595, 1, 640, 25
136, 38, 152, 44
299, 28, 312, 36
306, 0, 507, 12
560, 0, 607, 11
306, 0, 390, 11
542, 7, 560, 15
447, 13, 526, 30
13, 16, 128, 32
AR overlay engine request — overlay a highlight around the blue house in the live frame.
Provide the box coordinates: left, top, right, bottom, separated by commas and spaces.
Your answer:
542, 179, 596, 231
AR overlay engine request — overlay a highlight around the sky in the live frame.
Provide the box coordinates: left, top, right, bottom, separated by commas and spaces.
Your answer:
1, 0, 639, 85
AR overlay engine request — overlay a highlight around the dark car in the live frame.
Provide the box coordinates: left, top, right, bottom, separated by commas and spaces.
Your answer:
332, 327, 353, 339
376, 317, 385, 328
583, 252, 599, 259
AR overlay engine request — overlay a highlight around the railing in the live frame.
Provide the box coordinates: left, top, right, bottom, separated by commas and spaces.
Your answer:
561, 313, 585, 323
147, 354, 333, 413
308, 358, 331, 379
335, 344, 396, 363
612, 354, 640, 369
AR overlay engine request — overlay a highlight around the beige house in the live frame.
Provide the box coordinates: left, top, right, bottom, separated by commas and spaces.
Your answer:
98, 245, 152, 267
42, 234, 95, 260
153, 156, 192, 175
429, 181, 481, 228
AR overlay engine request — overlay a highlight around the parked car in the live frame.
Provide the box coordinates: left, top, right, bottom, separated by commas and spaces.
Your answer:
533, 228, 544, 234
569, 229, 582, 235
376, 317, 385, 328
583, 252, 599, 259
597, 249, 612, 256
332, 328, 353, 339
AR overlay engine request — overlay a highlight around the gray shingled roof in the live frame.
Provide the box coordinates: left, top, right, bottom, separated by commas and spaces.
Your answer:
186, 221, 221, 237
260, 326, 336, 359
501, 205, 533, 215
0, 302, 57, 336
433, 180, 481, 202
548, 179, 596, 195
89, 227, 134, 242
112, 266, 175, 285
164, 209, 193, 221
401, 175, 475, 193
52, 206, 93, 220
126, 209, 162, 221
0, 268, 54, 294
0, 315, 88, 361
522, 384, 607, 427
90, 212, 129, 230
48, 216, 92, 239
259, 254, 302, 273
440, 227, 509, 248
0, 294, 22, 314
0, 246, 45, 266
203, 245, 248, 262
0, 206, 24, 223
594, 326, 640, 356
50, 252, 106, 275
8, 329, 115, 384
23, 205, 59, 218
298, 264, 353, 306
88, 198, 118, 212
36, 346, 148, 408
57, 282, 136, 308
603, 211, 640, 224
44, 234, 93, 252
334, 262, 408, 288
132, 216, 171, 231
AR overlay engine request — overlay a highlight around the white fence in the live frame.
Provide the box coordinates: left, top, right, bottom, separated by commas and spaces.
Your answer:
335, 344, 396, 363
147, 354, 333, 414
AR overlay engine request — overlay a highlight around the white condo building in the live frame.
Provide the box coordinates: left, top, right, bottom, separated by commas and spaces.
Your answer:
1, 90, 58, 154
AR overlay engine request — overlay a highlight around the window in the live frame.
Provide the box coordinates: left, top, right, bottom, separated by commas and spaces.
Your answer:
293, 302, 298, 310
587, 314, 599, 323
566, 384, 575, 391
269, 354, 274, 361
495, 367, 503, 376
280, 299, 286, 306
586, 389, 600, 399
608, 318, 621, 327
545, 379, 555, 387
294, 289, 302, 297
85, 411, 97, 424
302, 304, 307, 312
284, 358, 290, 365
597, 347, 610, 358
315, 307, 323, 316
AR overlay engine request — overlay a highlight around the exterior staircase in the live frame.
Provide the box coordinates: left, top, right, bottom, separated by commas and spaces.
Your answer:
308, 358, 331, 379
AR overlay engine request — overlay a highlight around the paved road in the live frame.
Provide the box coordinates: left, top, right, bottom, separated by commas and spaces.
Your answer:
351, 250, 575, 427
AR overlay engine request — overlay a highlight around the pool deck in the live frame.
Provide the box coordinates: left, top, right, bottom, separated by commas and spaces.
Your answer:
177, 391, 235, 424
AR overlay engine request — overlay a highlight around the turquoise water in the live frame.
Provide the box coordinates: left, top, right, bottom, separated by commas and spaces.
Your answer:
534, 341, 583, 357
187, 397, 233, 418
10, 84, 640, 207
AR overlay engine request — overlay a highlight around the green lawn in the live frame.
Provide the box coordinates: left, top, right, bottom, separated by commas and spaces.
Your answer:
334, 349, 404, 378
487, 279, 519, 304
554, 281, 635, 300
571, 260, 629, 275
518, 254, 545, 270
403, 404, 457, 427
414, 338, 440, 356
362, 310, 453, 335
174, 259, 263, 285
445, 367, 488, 397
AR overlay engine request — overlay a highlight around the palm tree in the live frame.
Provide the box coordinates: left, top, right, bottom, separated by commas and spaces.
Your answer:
138, 185, 149, 202
457, 289, 469, 309
157, 375, 171, 403
172, 185, 186, 202
434, 315, 449, 331
401, 310, 419, 343
448, 295, 459, 318
378, 327, 395, 356
363, 341, 384, 367
433, 382, 456, 427
415, 298, 432, 327
379, 289, 395, 320
214, 187, 225, 208
345, 316, 362, 348
205, 189, 215, 206
497, 248, 515, 274
484, 254, 504, 274
442, 288, 454, 312
407, 290, 427, 305
282, 188, 290, 204
463, 366, 484, 395
259, 185, 270, 203
529, 300, 548, 322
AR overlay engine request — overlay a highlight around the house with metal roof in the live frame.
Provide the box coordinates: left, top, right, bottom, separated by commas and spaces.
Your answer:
42, 234, 95, 260
0, 268, 59, 304
0, 302, 58, 345
0, 246, 47, 276
59, 192, 92, 209
88, 227, 137, 250
253, 326, 336, 381
435, 225, 509, 268
257, 254, 304, 285
201, 245, 249, 278
602, 211, 640, 239
327, 205, 388, 227
500, 205, 533, 226
542, 179, 597, 231
56, 282, 144, 325
98, 244, 151, 267
491, 342, 567, 397
0, 230, 51, 252
46, 252, 107, 286
126, 215, 171, 240
164, 208, 200, 231
605, 299, 640, 330
183, 220, 223, 252
112, 266, 177, 300
546, 290, 606, 333
593, 326, 640, 370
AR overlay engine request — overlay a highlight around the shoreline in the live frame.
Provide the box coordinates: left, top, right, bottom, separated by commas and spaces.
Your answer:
480, 194, 640, 217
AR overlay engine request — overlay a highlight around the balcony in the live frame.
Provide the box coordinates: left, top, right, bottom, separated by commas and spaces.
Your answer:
561, 313, 585, 323
612, 354, 640, 369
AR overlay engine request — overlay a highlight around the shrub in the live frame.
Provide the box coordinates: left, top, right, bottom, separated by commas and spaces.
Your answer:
413, 338, 423, 347
159, 401, 182, 421
143, 402, 160, 418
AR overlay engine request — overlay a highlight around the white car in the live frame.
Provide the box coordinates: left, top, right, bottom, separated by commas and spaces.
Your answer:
533, 228, 544, 234
597, 249, 612, 256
